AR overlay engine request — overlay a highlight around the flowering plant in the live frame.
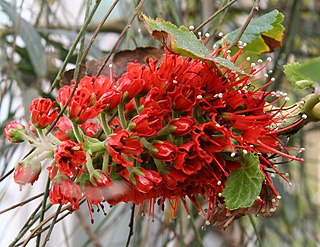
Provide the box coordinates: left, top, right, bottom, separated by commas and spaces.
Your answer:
4, 11, 320, 238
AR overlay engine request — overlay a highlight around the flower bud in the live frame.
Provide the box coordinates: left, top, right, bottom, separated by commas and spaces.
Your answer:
29, 98, 58, 128
14, 161, 41, 190
169, 117, 196, 136
4, 121, 28, 143
90, 170, 112, 187
152, 141, 177, 162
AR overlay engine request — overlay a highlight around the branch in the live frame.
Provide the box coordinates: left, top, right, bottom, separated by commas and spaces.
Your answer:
95, 0, 146, 76
195, 0, 239, 33
125, 203, 136, 247
228, 0, 261, 50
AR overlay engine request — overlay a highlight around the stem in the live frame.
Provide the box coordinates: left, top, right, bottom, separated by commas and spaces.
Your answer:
153, 157, 166, 174
89, 142, 106, 153
0, 193, 44, 215
99, 112, 112, 135
36, 177, 51, 247
249, 215, 263, 247
73, 0, 91, 82
95, 0, 146, 76
102, 153, 110, 174
117, 102, 128, 129
85, 153, 95, 174
79, 0, 120, 64
125, 203, 136, 247
49, 0, 102, 91
228, 0, 261, 50
188, 211, 204, 247
134, 96, 141, 114
194, 0, 239, 32
72, 122, 84, 143
41, 204, 63, 247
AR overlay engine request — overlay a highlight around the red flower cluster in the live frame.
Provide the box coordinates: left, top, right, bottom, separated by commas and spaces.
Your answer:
6, 48, 307, 226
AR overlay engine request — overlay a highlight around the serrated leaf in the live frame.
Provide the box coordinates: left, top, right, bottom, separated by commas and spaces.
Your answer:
0, 0, 47, 77
284, 58, 320, 90
222, 153, 264, 210
225, 10, 284, 54
140, 13, 244, 73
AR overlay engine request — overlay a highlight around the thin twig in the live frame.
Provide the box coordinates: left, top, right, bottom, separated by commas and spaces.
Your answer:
194, 0, 239, 33
15, 211, 73, 247
6, 0, 25, 80
228, 0, 261, 50
0, 167, 14, 182
20, 204, 67, 247
0, 192, 44, 215
249, 215, 263, 247
75, 211, 103, 247
40, 204, 62, 247
79, 0, 120, 65
35, 177, 51, 247
9, 202, 43, 247
125, 203, 136, 247
95, 0, 146, 76
49, 0, 102, 91
73, 0, 92, 82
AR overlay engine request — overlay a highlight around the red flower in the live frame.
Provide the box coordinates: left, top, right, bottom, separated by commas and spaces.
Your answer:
14, 162, 41, 189
4, 121, 28, 143
170, 117, 196, 136
192, 122, 229, 163
152, 140, 177, 162
174, 141, 204, 175
101, 88, 122, 112
49, 176, 82, 210
130, 108, 163, 137
55, 140, 86, 177
162, 168, 188, 190
117, 63, 146, 101
119, 168, 162, 194
54, 117, 73, 141
47, 163, 58, 180
58, 86, 107, 124
54, 117, 100, 140
107, 130, 143, 167
78, 75, 113, 100
29, 98, 58, 128
80, 122, 100, 137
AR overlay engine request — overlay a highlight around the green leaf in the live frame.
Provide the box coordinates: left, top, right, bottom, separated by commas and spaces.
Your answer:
225, 10, 284, 54
140, 13, 244, 73
0, 0, 47, 77
284, 58, 320, 90
222, 153, 264, 210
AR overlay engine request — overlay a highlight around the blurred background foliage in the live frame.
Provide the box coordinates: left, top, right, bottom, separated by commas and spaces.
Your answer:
0, 0, 319, 246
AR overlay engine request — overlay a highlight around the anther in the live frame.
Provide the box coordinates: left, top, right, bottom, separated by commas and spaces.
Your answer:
189, 25, 195, 31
